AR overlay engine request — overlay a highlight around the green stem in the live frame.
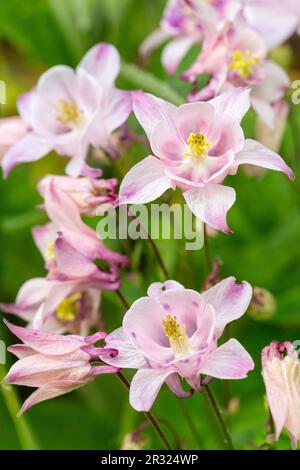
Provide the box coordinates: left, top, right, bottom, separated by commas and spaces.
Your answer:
177, 398, 205, 449
127, 208, 170, 280
203, 223, 212, 276
117, 372, 173, 450
203, 384, 234, 450
115, 289, 130, 310
120, 61, 183, 106
0, 365, 40, 450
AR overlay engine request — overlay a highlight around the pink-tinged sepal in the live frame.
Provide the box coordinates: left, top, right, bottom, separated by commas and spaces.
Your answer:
3, 320, 119, 412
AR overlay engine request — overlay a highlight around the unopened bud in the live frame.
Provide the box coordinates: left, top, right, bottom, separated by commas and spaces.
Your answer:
248, 287, 276, 321
121, 431, 148, 450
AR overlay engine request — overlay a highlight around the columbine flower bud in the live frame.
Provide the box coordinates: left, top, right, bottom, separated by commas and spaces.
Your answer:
247, 287, 276, 321
262, 341, 300, 449
121, 431, 148, 450
3, 320, 119, 414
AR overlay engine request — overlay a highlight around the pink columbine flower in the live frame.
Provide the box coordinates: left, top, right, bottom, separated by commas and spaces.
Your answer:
2, 320, 119, 413
1, 43, 132, 177
262, 340, 300, 449
242, 0, 300, 49
183, 23, 290, 128
119, 89, 294, 233
1, 277, 101, 334
0, 117, 27, 161
140, 0, 241, 75
38, 173, 118, 217
104, 278, 254, 411
33, 177, 128, 287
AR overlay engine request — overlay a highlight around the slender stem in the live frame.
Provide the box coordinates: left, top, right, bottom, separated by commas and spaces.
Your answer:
146, 233, 170, 280
203, 223, 212, 276
203, 384, 234, 450
177, 398, 205, 449
0, 365, 40, 450
115, 290, 130, 310
117, 372, 173, 450
223, 324, 231, 409
128, 208, 169, 280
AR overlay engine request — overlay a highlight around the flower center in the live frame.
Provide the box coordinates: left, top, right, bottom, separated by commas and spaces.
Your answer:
45, 241, 55, 262
162, 314, 189, 357
56, 293, 82, 322
184, 132, 211, 161
229, 50, 259, 78
55, 100, 84, 127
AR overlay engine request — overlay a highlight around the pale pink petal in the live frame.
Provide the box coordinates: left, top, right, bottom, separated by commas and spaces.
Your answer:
17, 91, 36, 125
132, 91, 176, 141
99, 88, 132, 134
7, 344, 36, 359
210, 88, 251, 123
20, 379, 91, 414
244, 3, 297, 49
4, 320, 83, 355
251, 96, 275, 129
118, 156, 171, 205
2, 133, 52, 177
32, 223, 58, 260
4, 350, 90, 387
105, 327, 147, 368
139, 28, 172, 58
123, 297, 174, 363
201, 277, 252, 337
173, 102, 215, 142
165, 151, 235, 187
234, 139, 295, 180
166, 373, 193, 398
262, 360, 288, 439
183, 183, 236, 234
53, 236, 97, 278
147, 281, 184, 300
158, 289, 209, 343
200, 339, 254, 379
232, 27, 267, 58
33, 65, 78, 135
129, 368, 173, 411
78, 43, 120, 86
162, 36, 196, 75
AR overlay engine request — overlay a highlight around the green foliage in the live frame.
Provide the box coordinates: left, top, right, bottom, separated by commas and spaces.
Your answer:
0, 0, 300, 451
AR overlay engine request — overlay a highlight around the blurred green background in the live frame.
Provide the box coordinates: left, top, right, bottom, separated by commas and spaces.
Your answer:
0, 0, 300, 450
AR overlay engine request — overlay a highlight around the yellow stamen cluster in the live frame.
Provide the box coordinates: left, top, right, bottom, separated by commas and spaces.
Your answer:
45, 241, 55, 262
162, 315, 189, 356
184, 132, 211, 160
229, 50, 259, 79
56, 293, 82, 322
56, 100, 83, 126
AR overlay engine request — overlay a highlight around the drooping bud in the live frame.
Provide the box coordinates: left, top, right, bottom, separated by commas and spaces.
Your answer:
262, 340, 300, 449
247, 287, 276, 321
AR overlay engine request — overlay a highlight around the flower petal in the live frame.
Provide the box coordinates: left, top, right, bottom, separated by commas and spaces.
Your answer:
129, 368, 173, 411
118, 156, 171, 205
147, 281, 184, 300
4, 319, 83, 355
210, 88, 251, 123
139, 28, 172, 58
2, 133, 52, 177
200, 338, 254, 379
105, 327, 147, 368
132, 91, 176, 141
162, 36, 196, 75
78, 43, 120, 86
166, 373, 193, 398
183, 183, 236, 234
234, 139, 295, 180
201, 277, 252, 337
